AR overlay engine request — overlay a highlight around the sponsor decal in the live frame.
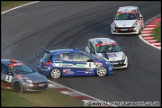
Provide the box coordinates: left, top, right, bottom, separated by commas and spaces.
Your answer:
63, 69, 74, 74
96, 42, 117, 46
9, 62, 24, 68
107, 53, 117, 57
60, 64, 72, 67
66, 71, 74, 74
75, 64, 85, 68
55, 61, 63, 63
85, 71, 94, 74
48, 67, 51, 70
54, 63, 73, 67
87, 68, 94, 71
77, 71, 85, 72
85, 69, 94, 74
63, 69, 67, 73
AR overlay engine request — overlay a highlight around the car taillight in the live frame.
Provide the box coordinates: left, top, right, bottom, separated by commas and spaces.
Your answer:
46, 82, 49, 86
45, 61, 52, 66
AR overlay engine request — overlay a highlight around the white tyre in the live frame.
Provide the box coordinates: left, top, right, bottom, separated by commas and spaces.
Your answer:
50, 69, 61, 79
96, 67, 107, 77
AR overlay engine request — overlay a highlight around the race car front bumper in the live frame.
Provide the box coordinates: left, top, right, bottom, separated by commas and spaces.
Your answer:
109, 57, 128, 69
110, 26, 140, 35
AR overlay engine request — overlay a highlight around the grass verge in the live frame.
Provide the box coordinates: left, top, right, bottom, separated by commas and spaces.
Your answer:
153, 25, 161, 42
1, 1, 32, 12
1, 88, 84, 107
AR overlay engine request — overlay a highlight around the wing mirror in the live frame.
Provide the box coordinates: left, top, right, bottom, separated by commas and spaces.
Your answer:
110, 18, 113, 21
123, 48, 126, 52
139, 17, 142, 20
7, 72, 13, 76
90, 51, 95, 54
87, 59, 93, 62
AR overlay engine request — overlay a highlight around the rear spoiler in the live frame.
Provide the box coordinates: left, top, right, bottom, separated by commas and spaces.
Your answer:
44, 49, 50, 53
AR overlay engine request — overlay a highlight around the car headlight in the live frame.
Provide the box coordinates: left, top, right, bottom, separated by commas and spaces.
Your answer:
25, 79, 33, 83
122, 55, 126, 60
111, 22, 117, 27
132, 22, 138, 27
105, 61, 110, 65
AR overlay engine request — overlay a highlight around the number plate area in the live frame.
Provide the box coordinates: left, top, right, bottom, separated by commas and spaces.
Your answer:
39, 83, 45, 87
120, 28, 128, 31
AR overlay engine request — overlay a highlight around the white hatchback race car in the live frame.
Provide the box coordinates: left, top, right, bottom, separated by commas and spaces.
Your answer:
85, 38, 128, 69
110, 6, 144, 35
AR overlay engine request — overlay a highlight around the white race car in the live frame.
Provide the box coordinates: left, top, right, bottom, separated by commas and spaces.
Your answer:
85, 38, 128, 69
110, 6, 144, 35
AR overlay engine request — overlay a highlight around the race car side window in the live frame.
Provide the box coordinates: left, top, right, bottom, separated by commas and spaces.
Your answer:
1, 63, 10, 74
57, 53, 71, 61
72, 53, 90, 62
137, 9, 141, 19
88, 41, 91, 49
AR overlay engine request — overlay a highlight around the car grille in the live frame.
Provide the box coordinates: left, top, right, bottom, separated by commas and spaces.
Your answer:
113, 64, 126, 67
32, 82, 48, 90
109, 60, 125, 64
115, 27, 135, 32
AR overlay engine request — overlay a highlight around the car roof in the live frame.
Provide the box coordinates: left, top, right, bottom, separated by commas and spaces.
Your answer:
118, 6, 138, 12
49, 48, 83, 55
89, 38, 116, 45
1, 59, 21, 65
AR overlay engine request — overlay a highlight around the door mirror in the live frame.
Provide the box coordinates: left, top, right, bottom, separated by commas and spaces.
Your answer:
90, 51, 95, 54
123, 48, 126, 52
139, 17, 142, 20
7, 72, 13, 76
110, 18, 113, 21
87, 59, 93, 62
8, 72, 12, 75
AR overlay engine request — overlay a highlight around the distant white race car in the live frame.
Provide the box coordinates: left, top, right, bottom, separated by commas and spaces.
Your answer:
110, 6, 144, 35
85, 38, 128, 69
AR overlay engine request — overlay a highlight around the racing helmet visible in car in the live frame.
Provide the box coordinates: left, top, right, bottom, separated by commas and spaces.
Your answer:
108, 45, 112, 51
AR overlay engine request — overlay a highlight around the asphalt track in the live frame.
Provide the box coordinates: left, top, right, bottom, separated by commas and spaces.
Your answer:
1, 1, 161, 103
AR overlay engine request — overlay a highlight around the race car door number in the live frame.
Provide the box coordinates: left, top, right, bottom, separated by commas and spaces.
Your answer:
86, 62, 95, 68
5, 75, 12, 82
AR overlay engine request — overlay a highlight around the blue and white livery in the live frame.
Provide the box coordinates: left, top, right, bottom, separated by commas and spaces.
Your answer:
38, 48, 113, 79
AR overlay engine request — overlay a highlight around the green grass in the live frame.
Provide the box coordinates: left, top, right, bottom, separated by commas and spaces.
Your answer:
152, 25, 161, 42
1, 1, 32, 12
1, 88, 84, 107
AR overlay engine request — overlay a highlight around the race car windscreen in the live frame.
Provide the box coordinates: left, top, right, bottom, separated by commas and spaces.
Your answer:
115, 12, 137, 20
96, 44, 122, 53
9, 64, 34, 74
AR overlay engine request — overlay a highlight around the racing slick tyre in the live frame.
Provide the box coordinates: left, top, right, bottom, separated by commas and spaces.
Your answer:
14, 82, 23, 93
50, 68, 61, 79
96, 66, 107, 77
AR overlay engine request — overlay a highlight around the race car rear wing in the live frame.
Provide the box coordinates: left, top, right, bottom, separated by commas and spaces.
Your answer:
44, 49, 50, 53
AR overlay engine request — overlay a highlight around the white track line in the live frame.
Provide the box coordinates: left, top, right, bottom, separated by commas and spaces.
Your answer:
48, 80, 116, 107
1, 1, 40, 14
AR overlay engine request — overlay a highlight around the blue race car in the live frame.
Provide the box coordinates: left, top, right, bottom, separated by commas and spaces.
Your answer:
38, 48, 113, 78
